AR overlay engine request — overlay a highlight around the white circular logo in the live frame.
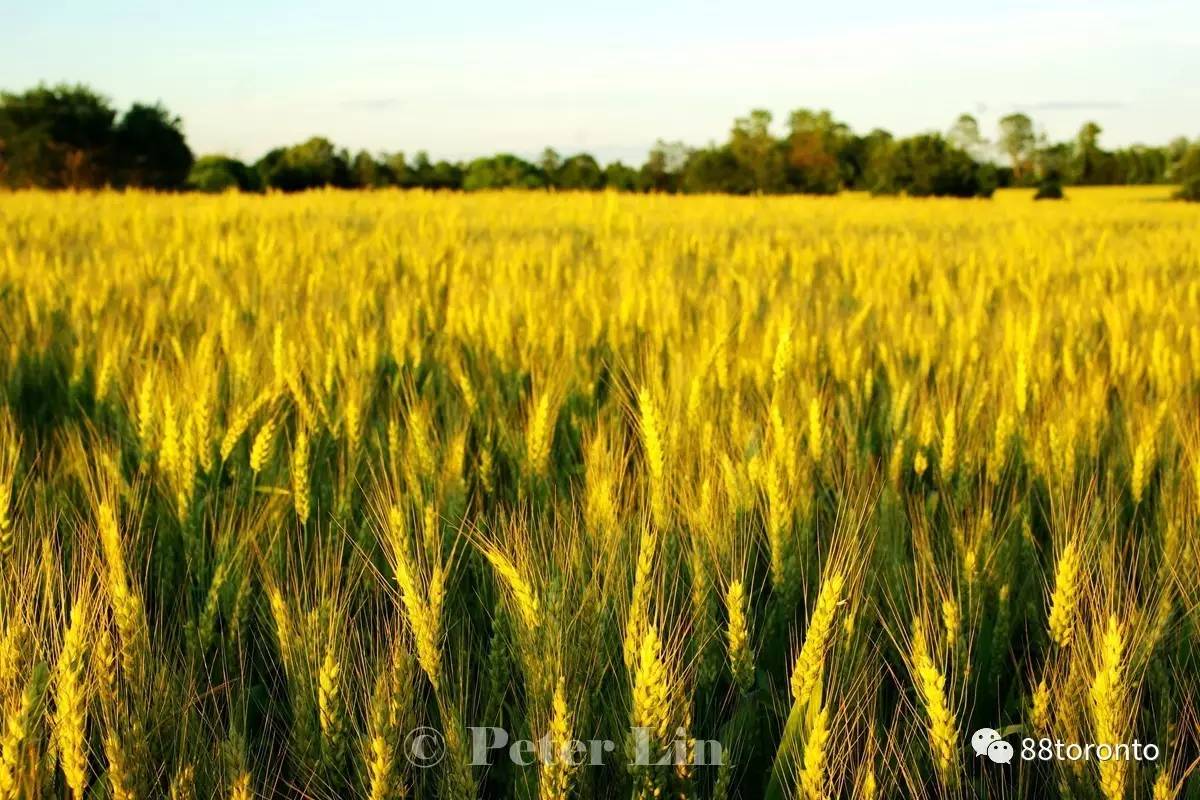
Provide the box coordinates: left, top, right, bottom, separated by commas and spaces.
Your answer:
404, 726, 447, 768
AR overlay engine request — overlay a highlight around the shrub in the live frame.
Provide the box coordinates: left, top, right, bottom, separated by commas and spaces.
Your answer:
1176, 144, 1200, 201
186, 155, 260, 193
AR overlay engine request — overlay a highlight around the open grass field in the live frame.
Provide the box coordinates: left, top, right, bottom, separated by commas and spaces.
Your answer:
1, 185, 1199, 798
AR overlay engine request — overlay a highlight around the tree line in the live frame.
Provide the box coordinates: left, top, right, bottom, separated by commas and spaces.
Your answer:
3, 83, 1199, 200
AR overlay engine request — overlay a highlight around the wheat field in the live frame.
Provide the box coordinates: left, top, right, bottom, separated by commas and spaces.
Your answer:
0, 186, 1198, 799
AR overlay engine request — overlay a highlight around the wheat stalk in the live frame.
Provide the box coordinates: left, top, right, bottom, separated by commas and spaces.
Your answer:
0, 475, 12, 562
365, 652, 409, 800
56, 599, 90, 798
484, 546, 540, 631
104, 726, 138, 800
249, 417, 276, 474
1030, 678, 1052, 734
623, 527, 657, 672
388, 508, 443, 687
725, 579, 754, 692
318, 644, 346, 770
1090, 615, 1127, 800
1047, 540, 1082, 647
630, 625, 672, 799
939, 407, 957, 476
798, 705, 830, 800
911, 622, 957, 784
1152, 769, 1174, 800
0, 664, 49, 800
0, 621, 25, 700
292, 427, 311, 522
806, 397, 823, 465
228, 772, 253, 800
539, 676, 575, 800
790, 573, 844, 705
638, 387, 669, 528
525, 389, 557, 478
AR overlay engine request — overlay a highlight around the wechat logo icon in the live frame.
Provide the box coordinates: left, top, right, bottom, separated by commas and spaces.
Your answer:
971, 728, 1014, 764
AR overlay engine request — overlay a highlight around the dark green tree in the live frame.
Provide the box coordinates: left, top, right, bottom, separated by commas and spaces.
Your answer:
462, 154, 544, 190
0, 83, 116, 187
112, 102, 193, 189
1034, 139, 1069, 199
680, 146, 753, 194
998, 113, 1036, 185
426, 159, 464, 190
862, 131, 900, 194
640, 140, 689, 193
186, 155, 260, 192
408, 151, 434, 186
1176, 143, 1200, 201
949, 113, 988, 161
784, 109, 847, 194
730, 109, 786, 193
1112, 145, 1167, 185
1167, 137, 1191, 177
380, 152, 412, 187
554, 154, 604, 190
539, 147, 562, 177
256, 137, 350, 191
350, 150, 384, 188
832, 134, 871, 189
602, 161, 640, 191
886, 134, 992, 198
1071, 122, 1119, 185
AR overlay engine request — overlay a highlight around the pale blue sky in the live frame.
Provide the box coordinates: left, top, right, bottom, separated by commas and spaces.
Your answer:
4, 0, 1198, 163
